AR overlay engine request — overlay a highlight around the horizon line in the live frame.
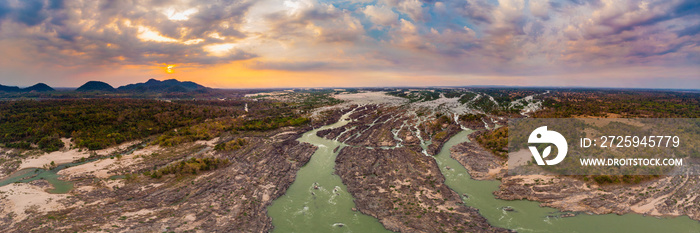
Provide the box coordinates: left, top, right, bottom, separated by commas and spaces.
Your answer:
4, 79, 699, 91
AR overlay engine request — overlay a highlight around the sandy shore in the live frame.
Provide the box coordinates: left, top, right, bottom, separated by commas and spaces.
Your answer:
18, 149, 91, 170
453, 139, 699, 221
0, 183, 69, 223
0, 141, 152, 224
18, 140, 142, 171
58, 144, 160, 179
57, 153, 140, 179
334, 91, 408, 106
507, 149, 531, 167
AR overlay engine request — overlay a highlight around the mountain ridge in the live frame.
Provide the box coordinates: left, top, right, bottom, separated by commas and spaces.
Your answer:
0, 83, 55, 92
117, 78, 207, 92
75, 81, 116, 92
25, 83, 55, 92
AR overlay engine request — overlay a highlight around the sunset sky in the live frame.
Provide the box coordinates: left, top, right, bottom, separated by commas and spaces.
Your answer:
0, 0, 698, 89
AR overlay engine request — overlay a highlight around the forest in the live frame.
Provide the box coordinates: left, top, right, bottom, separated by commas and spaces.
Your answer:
532, 89, 700, 118
475, 89, 700, 185
473, 127, 508, 158
0, 99, 237, 150
0, 97, 317, 151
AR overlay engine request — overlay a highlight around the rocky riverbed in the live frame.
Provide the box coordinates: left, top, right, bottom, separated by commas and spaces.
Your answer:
450, 130, 700, 222
495, 174, 700, 221
315, 104, 510, 232
336, 146, 508, 232
317, 104, 462, 156
449, 132, 507, 180
0, 128, 317, 232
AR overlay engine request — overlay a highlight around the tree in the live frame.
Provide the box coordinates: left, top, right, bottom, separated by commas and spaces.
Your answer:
38, 136, 64, 152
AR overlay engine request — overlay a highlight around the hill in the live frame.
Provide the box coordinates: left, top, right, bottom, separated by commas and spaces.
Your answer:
76, 81, 115, 92
24, 83, 54, 92
0, 83, 55, 92
0, 84, 22, 92
117, 79, 207, 92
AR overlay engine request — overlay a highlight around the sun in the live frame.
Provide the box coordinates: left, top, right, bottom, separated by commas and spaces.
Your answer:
163, 64, 176, 74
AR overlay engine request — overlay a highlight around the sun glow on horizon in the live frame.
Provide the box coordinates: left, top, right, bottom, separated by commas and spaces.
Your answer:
164, 64, 176, 74
0, 0, 696, 89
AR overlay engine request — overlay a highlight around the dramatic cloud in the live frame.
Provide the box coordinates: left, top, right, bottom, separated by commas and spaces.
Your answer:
0, 0, 697, 88
363, 4, 398, 27
0, 0, 256, 67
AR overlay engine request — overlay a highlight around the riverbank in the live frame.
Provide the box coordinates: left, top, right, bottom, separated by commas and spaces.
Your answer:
311, 104, 509, 232
268, 108, 392, 232
449, 131, 700, 222
495, 174, 700, 221
0, 181, 70, 226
0, 125, 319, 232
17, 140, 141, 171
336, 145, 507, 232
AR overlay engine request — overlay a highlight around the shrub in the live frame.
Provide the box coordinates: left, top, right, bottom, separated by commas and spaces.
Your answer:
38, 136, 64, 152
474, 127, 508, 158
215, 138, 247, 151
5, 141, 32, 149
150, 157, 229, 178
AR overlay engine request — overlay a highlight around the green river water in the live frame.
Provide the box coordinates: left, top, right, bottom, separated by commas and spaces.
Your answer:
435, 130, 698, 233
268, 112, 391, 233
1, 117, 697, 232
0, 162, 80, 194
268, 116, 699, 232
0, 145, 144, 193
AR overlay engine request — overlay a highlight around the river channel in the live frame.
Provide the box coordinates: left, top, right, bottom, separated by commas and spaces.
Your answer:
267, 111, 390, 233
1, 114, 697, 232
269, 115, 699, 232
0, 144, 144, 194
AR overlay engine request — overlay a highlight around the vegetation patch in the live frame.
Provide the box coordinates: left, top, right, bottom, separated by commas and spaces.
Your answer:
533, 90, 699, 118
37, 136, 65, 152
214, 138, 247, 151
145, 157, 229, 178
474, 127, 508, 158
155, 117, 308, 147
387, 90, 441, 102
0, 99, 236, 150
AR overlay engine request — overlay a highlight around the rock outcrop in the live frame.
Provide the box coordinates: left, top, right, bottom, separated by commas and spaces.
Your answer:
4, 129, 317, 232
336, 146, 508, 232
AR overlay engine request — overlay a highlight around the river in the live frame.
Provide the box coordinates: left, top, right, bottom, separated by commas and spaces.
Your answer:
2, 117, 697, 232
0, 143, 145, 194
435, 130, 699, 233
269, 116, 699, 232
267, 111, 391, 232
0, 164, 76, 194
